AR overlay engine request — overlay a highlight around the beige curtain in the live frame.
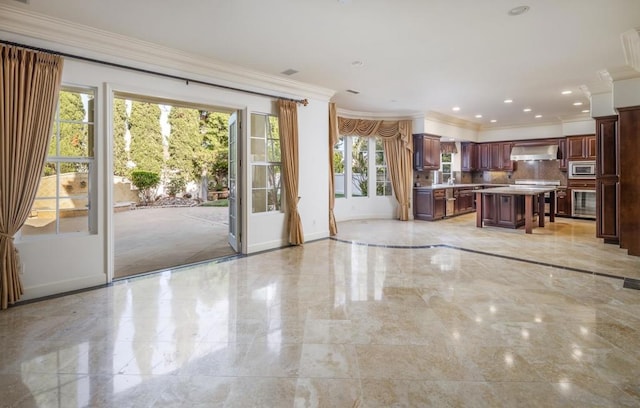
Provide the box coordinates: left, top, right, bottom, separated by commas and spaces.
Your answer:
0, 44, 64, 309
278, 100, 304, 245
384, 120, 413, 220
328, 103, 338, 235
336, 117, 413, 221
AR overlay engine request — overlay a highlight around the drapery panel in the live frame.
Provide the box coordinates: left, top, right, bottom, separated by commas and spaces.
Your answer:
277, 100, 304, 245
0, 44, 64, 309
328, 103, 338, 235
334, 117, 413, 221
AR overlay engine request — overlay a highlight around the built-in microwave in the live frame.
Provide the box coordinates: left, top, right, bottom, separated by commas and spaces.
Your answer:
568, 160, 596, 179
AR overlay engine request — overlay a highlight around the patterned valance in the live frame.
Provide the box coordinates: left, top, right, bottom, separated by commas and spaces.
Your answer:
440, 142, 458, 154
337, 117, 412, 152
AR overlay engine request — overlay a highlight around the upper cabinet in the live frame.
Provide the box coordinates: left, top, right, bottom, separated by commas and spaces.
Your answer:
474, 142, 515, 171
460, 142, 477, 171
558, 138, 568, 171
413, 134, 441, 171
567, 134, 596, 160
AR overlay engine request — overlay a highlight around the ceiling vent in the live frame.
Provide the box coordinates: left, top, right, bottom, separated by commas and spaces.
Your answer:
280, 69, 298, 76
13, 0, 29, 3
346, 89, 360, 95
622, 28, 640, 72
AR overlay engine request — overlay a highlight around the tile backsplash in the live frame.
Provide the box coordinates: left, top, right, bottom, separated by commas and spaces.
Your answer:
470, 160, 568, 185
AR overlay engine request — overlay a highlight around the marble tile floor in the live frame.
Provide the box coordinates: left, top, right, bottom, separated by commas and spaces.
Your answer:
1, 216, 639, 407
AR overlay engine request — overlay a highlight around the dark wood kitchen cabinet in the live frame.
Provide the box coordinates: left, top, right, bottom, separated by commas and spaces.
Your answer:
478, 143, 490, 170
595, 116, 619, 244
461, 142, 477, 171
555, 187, 571, 217
414, 188, 445, 220
454, 188, 475, 214
481, 193, 525, 228
500, 142, 515, 171
478, 142, 514, 171
413, 134, 441, 171
558, 138, 568, 171
567, 134, 596, 160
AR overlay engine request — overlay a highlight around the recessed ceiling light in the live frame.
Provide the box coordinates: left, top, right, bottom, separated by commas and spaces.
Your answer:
561, 90, 572, 95
490, 119, 497, 123
351, 60, 364, 67
573, 102, 583, 106
535, 114, 542, 118
452, 106, 460, 111
508, 5, 530, 16
582, 109, 590, 113
504, 99, 513, 104
523, 108, 532, 112
475, 114, 482, 118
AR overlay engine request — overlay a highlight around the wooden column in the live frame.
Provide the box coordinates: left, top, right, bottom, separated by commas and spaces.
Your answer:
525, 195, 533, 234
618, 107, 640, 256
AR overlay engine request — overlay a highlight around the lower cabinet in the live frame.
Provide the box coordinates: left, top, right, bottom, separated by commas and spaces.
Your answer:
482, 193, 525, 228
414, 189, 446, 220
555, 188, 571, 217
454, 189, 475, 214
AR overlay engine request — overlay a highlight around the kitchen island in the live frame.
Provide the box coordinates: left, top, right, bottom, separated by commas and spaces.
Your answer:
475, 186, 557, 234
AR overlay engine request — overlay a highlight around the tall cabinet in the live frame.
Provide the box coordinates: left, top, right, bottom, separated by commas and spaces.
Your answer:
595, 116, 619, 244
618, 107, 640, 256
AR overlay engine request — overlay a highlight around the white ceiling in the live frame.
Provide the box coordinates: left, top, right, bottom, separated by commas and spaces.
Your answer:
4, 0, 640, 128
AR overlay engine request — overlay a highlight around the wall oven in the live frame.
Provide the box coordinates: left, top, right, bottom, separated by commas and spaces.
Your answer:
568, 161, 596, 179
572, 189, 596, 219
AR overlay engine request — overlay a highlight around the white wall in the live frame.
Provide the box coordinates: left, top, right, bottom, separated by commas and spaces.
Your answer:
424, 119, 479, 142
4, 32, 331, 300
591, 92, 617, 117
562, 119, 596, 136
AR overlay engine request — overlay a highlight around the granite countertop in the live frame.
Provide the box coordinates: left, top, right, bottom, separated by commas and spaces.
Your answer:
475, 185, 558, 195
414, 183, 510, 189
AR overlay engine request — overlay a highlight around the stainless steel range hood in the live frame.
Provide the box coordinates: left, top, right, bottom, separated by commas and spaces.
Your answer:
510, 144, 558, 161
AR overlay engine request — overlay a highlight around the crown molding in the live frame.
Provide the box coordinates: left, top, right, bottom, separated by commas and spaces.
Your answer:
622, 27, 640, 73
335, 107, 421, 121
424, 111, 481, 131
0, 4, 335, 102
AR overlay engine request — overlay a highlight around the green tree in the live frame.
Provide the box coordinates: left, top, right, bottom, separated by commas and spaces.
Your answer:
113, 98, 129, 178
129, 101, 164, 174
167, 106, 201, 182
200, 111, 230, 189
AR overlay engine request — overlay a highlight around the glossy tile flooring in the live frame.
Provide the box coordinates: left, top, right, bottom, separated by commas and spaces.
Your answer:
1, 215, 640, 407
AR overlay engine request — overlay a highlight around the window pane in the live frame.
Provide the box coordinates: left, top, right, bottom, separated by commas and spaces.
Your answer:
441, 153, 452, 163
267, 165, 280, 189
333, 137, 345, 198
442, 164, 451, 174
59, 123, 92, 158
251, 114, 267, 138
267, 138, 280, 162
252, 190, 266, 213
22, 198, 58, 236
251, 138, 266, 162
352, 137, 368, 197
252, 165, 266, 189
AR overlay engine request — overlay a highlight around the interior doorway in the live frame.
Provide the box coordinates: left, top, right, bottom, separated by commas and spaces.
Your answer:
111, 93, 240, 279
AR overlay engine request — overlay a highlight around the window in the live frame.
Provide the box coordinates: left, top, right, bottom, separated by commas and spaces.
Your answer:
251, 113, 281, 213
441, 152, 452, 183
334, 136, 393, 199
21, 87, 96, 237
351, 136, 368, 197
375, 138, 392, 196
333, 136, 345, 198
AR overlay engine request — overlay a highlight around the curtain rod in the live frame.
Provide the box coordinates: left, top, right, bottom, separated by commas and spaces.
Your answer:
0, 39, 309, 106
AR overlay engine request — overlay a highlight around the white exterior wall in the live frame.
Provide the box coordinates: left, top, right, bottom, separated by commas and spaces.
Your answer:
3, 30, 331, 300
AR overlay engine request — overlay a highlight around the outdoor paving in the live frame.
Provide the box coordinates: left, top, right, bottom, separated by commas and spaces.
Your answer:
114, 206, 235, 278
